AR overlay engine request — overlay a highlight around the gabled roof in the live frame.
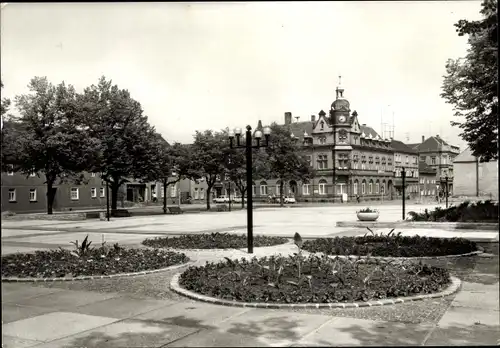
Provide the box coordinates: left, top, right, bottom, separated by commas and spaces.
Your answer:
412, 136, 451, 152
289, 121, 314, 142
391, 139, 417, 154
419, 160, 437, 174
406, 143, 420, 150
360, 125, 380, 139
453, 147, 477, 163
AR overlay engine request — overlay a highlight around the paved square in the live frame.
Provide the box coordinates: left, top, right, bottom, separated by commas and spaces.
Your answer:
215, 308, 333, 342
133, 301, 251, 329
1, 335, 43, 348
32, 319, 198, 348
72, 296, 177, 319
295, 317, 434, 346
2, 303, 56, 324
165, 329, 292, 347
2, 312, 118, 341
18, 289, 121, 310
2, 284, 64, 304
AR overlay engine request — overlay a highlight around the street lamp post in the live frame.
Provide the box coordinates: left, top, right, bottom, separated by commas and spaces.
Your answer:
106, 180, 110, 221
445, 175, 449, 208
401, 167, 406, 221
228, 125, 271, 254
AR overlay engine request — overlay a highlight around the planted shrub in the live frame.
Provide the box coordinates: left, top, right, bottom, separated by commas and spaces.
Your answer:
407, 200, 498, 222
1, 243, 189, 278
302, 231, 478, 257
142, 233, 288, 249
179, 254, 451, 303
357, 207, 379, 213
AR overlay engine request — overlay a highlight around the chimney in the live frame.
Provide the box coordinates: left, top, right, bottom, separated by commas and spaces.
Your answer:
436, 134, 440, 139
362, 123, 366, 126
422, 135, 425, 143
284, 112, 292, 125
311, 115, 316, 122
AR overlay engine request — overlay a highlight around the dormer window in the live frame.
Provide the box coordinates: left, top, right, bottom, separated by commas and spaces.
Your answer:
320, 121, 325, 130
319, 136, 326, 144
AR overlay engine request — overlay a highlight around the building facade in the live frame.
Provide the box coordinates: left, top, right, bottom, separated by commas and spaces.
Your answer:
390, 140, 419, 198
453, 147, 498, 199
407, 135, 460, 196
418, 160, 438, 201
249, 84, 401, 202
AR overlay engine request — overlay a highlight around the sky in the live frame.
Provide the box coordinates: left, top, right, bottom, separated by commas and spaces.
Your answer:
1, 1, 483, 148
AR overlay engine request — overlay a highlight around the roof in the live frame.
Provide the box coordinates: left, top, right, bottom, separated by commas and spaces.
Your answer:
453, 147, 477, 163
406, 143, 420, 150
360, 125, 380, 139
289, 121, 314, 142
391, 139, 417, 154
419, 161, 437, 174
411, 136, 454, 152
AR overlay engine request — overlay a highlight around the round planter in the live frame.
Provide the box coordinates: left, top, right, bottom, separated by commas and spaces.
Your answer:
357, 211, 379, 221
170, 273, 461, 309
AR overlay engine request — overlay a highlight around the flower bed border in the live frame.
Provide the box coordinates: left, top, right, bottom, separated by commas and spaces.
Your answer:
1, 261, 193, 283
316, 250, 484, 262
143, 239, 293, 252
170, 273, 461, 309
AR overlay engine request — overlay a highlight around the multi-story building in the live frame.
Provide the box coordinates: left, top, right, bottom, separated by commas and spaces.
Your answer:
390, 140, 419, 198
418, 161, 438, 201
407, 135, 460, 196
250, 84, 397, 202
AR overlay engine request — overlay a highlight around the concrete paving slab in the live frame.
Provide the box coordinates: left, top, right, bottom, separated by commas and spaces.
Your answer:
133, 301, 251, 328
425, 324, 500, 346
33, 319, 198, 348
2, 311, 118, 341
72, 296, 177, 319
17, 289, 121, 310
215, 308, 333, 342
1, 284, 64, 304
451, 282, 499, 310
296, 317, 434, 346
164, 329, 293, 347
437, 306, 500, 327
1, 335, 43, 348
2, 303, 56, 324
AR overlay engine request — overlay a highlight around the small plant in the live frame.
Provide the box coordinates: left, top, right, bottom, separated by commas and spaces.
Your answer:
70, 234, 93, 257
357, 207, 378, 213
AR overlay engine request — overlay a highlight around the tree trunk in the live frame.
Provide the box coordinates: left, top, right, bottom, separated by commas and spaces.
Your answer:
163, 178, 168, 214
241, 189, 245, 209
46, 179, 56, 215
280, 180, 285, 207
206, 186, 212, 211
111, 183, 119, 210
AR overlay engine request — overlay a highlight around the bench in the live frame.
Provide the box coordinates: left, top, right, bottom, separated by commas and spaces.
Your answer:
110, 209, 131, 218
168, 206, 184, 214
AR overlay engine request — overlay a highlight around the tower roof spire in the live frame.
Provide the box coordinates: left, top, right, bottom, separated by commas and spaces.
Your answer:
336, 74, 345, 100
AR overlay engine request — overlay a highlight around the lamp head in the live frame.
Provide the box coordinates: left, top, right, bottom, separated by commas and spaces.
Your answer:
234, 127, 242, 136
228, 130, 235, 139
263, 126, 271, 136
254, 130, 263, 139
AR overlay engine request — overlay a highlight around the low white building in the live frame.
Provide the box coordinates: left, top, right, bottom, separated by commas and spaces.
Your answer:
453, 147, 498, 199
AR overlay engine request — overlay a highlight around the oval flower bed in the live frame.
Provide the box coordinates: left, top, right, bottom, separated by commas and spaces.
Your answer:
1, 245, 189, 279
178, 254, 452, 304
301, 233, 478, 258
142, 233, 289, 250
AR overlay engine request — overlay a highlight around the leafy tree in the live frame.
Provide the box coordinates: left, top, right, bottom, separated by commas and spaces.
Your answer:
441, 0, 498, 162
144, 136, 200, 213
191, 130, 228, 210
1, 80, 11, 120
7, 77, 99, 214
78, 76, 159, 210
266, 123, 313, 207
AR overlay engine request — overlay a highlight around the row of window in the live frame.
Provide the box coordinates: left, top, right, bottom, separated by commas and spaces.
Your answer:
7, 187, 105, 203
422, 155, 453, 165
420, 178, 437, 184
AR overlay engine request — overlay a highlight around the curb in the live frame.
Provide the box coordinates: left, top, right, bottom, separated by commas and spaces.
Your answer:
336, 221, 499, 231
1, 261, 194, 283
319, 250, 483, 263
142, 240, 293, 252
170, 274, 461, 309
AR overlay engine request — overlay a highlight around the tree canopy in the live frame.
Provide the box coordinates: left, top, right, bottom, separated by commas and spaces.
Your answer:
441, 0, 498, 162
266, 123, 313, 206
77, 76, 159, 209
5, 77, 100, 214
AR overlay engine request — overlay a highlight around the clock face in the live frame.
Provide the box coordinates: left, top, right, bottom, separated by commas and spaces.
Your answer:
339, 115, 346, 123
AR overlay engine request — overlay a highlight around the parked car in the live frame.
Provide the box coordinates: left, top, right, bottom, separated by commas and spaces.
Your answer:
213, 195, 230, 203
282, 196, 296, 204
233, 196, 247, 203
